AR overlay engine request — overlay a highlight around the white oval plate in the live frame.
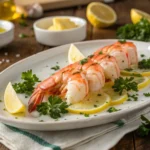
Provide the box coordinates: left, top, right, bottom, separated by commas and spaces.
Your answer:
0, 39, 150, 131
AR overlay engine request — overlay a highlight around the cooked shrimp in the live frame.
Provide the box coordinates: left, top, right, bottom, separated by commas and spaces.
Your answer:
95, 44, 130, 70
114, 41, 138, 66
28, 59, 105, 112
91, 54, 120, 80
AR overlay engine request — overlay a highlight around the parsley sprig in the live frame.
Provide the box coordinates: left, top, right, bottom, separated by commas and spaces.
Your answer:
107, 107, 120, 113
117, 18, 150, 41
13, 70, 40, 96
137, 115, 150, 137
138, 58, 150, 69
37, 96, 69, 119
143, 93, 150, 97
112, 77, 138, 95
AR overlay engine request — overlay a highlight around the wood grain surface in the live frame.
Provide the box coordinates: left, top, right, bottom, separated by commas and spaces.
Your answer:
1, 0, 150, 149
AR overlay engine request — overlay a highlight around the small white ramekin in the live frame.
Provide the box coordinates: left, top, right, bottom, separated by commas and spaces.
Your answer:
33, 16, 87, 46
0, 20, 14, 48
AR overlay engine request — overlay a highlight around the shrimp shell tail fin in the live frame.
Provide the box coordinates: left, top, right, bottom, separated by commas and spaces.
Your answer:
28, 88, 45, 113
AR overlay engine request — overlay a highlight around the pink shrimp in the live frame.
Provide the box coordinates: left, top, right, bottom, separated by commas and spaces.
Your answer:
28, 59, 105, 112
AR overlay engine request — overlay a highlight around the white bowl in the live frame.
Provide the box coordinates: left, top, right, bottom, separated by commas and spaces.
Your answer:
33, 16, 87, 46
0, 20, 14, 48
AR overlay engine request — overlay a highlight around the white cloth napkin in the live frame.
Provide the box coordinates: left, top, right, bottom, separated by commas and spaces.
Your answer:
0, 107, 150, 150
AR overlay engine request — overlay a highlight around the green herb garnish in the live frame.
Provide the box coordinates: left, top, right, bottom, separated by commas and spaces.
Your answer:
143, 93, 150, 97
19, 20, 28, 27
88, 54, 94, 58
130, 73, 142, 77
19, 33, 29, 38
51, 65, 60, 71
137, 115, 150, 137
84, 114, 89, 117
116, 18, 150, 41
99, 51, 103, 55
124, 68, 133, 72
94, 104, 97, 108
138, 58, 150, 69
141, 54, 145, 57
0, 100, 3, 102
13, 70, 40, 96
97, 94, 101, 96
112, 77, 138, 95
80, 58, 88, 65
115, 120, 125, 127
37, 95, 69, 119
118, 39, 126, 43
107, 107, 120, 113
127, 93, 138, 101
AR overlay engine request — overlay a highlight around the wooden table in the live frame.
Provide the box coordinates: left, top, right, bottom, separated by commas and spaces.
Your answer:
0, 0, 150, 149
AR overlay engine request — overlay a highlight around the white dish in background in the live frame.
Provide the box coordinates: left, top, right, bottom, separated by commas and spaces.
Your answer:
0, 20, 14, 48
0, 39, 150, 131
33, 16, 87, 46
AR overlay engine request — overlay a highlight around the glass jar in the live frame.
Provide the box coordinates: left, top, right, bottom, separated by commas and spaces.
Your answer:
0, 0, 16, 20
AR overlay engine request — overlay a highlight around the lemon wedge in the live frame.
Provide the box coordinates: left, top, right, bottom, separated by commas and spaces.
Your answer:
67, 92, 111, 114
4, 82, 26, 114
86, 2, 117, 28
68, 44, 85, 64
103, 82, 128, 105
131, 8, 150, 24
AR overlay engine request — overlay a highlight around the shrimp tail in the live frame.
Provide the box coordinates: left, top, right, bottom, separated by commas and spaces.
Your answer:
28, 87, 45, 112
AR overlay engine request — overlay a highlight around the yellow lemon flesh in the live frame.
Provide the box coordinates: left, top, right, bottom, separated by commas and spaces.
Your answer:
86, 2, 117, 28
103, 82, 128, 105
131, 8, 150, 24
4, 82, 26, 114
67, 92, 111, 114
133, 76, 150, 90
121, 69, 150, 77
68, 44, 85, 64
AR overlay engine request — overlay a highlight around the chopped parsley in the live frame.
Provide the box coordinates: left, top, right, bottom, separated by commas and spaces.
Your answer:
13, 70, 40, 96
112, 77, 138, 95
130, 73, 142, 77
143, 93, 150, 97
88, 54, 94, 58
116, 18, 150, 42
0, 100, 3, 102
80, 58, 88, 65
138, 58, 150, 69
107, 107, 120, 113
19, 20, 28, 27
39, 120, 44, 122
118, 39, 126, 43
99, 51, 103, 55
141, 54, 145, 57
19, 33, 29, 38
37, 95, 69, 119
84, 114, 89, 117
115, 120, 125, 127
137, 115, 150, 137
51, 65, 60, 71
94, 104, 97, 108
124, 68, 133, 72
97, 93, 101, 96
127, 93, 138, 101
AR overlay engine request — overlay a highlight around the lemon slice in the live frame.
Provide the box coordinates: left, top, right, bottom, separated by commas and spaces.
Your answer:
86, 2, 117, 28
121, 69, 150, 77
131, 8, 150, 24
103, 82, 128, 105
67, 92, 111, 114
133, 76, 150, 90
4, 82, 26, 114
68, 44, 85, 64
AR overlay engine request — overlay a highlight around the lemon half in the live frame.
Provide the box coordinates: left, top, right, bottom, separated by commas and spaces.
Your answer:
131, 8, 150, 24
86, 2, 117, 28
68, 44, 85, 64
67, 92, 111, 114
4, 82, 25, 114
